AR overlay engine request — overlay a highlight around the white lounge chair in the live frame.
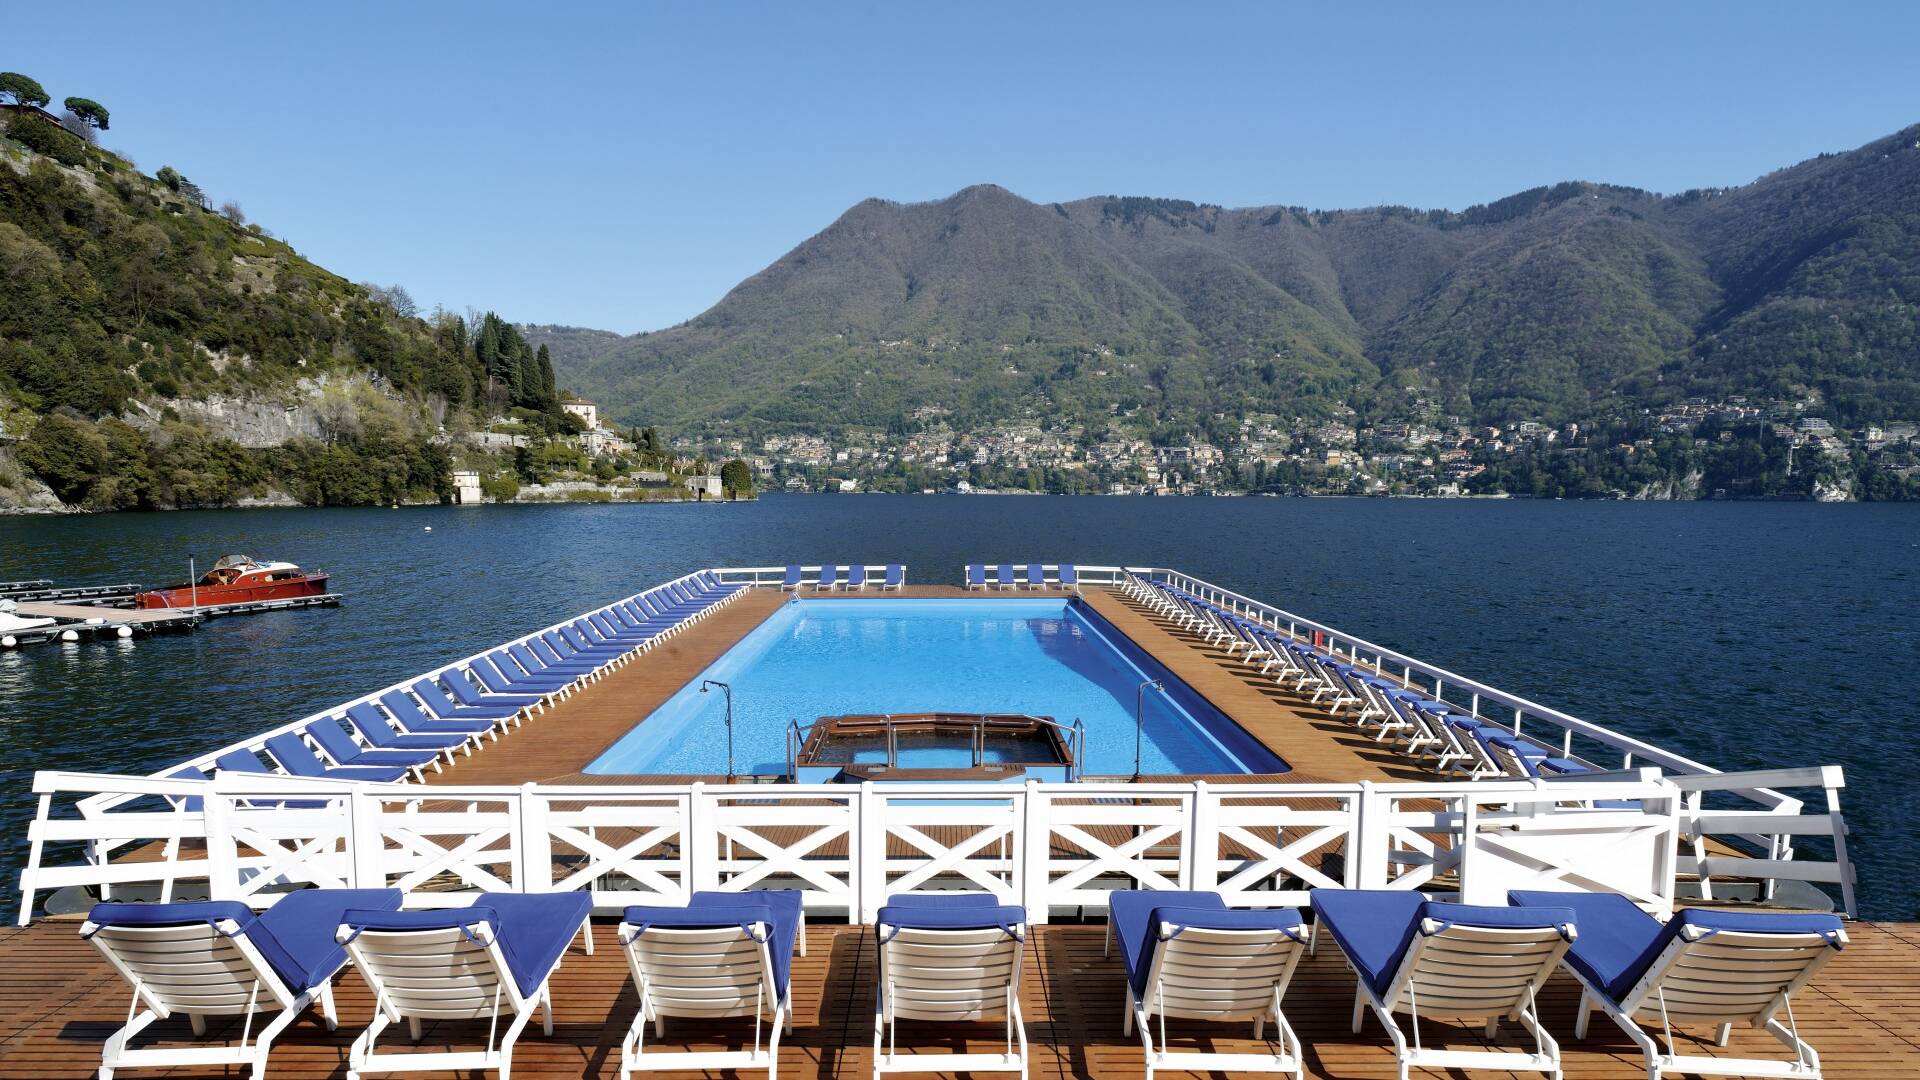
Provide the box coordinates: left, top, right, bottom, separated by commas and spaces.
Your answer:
1107, 891, 1308, 1079
82, 889, 403, 1080
1511, 890, 1847, 1080
1312, 890, 1577, 1079
617, 890, 805, 1079
873, 895, 1029, 1079
337, 892, 592, 1079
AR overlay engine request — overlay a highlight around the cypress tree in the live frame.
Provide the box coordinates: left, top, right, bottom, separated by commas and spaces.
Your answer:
535, 345, 557, 409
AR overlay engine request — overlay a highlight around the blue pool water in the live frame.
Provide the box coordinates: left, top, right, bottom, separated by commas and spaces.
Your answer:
584, 597, 1287, 776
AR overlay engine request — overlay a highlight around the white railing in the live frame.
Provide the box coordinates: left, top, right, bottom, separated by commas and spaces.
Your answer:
1668, 766, 1856, 916
1126, 566, 1793, 809
21, 768, 1856, 925
713, 565, 901, 588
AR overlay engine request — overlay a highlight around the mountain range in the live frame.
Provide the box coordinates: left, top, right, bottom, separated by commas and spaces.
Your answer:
532, 122, 1920, 436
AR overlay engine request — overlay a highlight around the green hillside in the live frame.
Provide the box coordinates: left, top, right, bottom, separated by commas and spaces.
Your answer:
0, 98, 565, 510
558, 125, 1920, 440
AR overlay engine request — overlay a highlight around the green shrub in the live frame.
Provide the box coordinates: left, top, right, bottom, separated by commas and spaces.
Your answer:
478, 474, 519, 502
6, 113, 86, 166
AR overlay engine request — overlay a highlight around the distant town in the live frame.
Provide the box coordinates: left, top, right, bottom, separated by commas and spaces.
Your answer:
575, 391, 1917, 501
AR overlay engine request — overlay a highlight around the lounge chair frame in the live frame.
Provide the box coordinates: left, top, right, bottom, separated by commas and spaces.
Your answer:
616, 911, 807, 1079
84, 915, 331, 1080
1109, 916, 1307, 1079
338, 912, 591, 1080
1346, 915, 1571, 1080
1572, 923, 1845, 1080
873, 918, 1028, 1079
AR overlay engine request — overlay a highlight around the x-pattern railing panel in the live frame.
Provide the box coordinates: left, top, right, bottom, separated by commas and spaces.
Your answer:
1204, 790, 1362, 903
704, 793, 858, 908
863, 792, 1021, 917
17, 772, 1848, 923
1037, 792, 1192, 907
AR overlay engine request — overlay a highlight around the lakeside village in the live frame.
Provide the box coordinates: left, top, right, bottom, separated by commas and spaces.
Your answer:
464, 391, 1920, 504
651, 391, 1920, 501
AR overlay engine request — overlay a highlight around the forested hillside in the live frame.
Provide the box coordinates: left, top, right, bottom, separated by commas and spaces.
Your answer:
556, 125, 1920, 439
0, 84, 566, 510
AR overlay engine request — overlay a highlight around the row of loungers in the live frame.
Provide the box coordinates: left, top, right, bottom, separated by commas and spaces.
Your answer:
175, 573, 746, 791
965, 563, 1080, 590
79, 886, 1846, 1080
779, 564, 905, 591
1125, 575, 1609, 781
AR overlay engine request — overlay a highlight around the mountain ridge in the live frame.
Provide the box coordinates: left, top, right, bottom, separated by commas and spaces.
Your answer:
538, 123, 1920, 435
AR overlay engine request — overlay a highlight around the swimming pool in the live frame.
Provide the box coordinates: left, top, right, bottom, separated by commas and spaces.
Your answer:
584, 597, 1287, 776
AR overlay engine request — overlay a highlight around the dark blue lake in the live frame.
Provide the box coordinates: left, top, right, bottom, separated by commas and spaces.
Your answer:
1, 496, 1914, 917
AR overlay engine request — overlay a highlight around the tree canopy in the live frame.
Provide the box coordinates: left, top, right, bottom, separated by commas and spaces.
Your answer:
0, 72, 49, 109
61, 96, 108, 131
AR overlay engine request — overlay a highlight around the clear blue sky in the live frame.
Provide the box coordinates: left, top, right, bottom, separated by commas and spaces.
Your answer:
12, 1, 1917, 334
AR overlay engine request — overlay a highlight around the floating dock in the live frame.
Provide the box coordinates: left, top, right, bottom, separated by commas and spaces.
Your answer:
0, 582, 142, 604
0, 591, 341, 647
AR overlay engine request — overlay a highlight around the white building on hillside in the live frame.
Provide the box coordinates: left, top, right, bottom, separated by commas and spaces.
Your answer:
562, 398, 599, 429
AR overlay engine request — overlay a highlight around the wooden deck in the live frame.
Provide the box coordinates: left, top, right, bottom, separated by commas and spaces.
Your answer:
3, 916, 1916, 1078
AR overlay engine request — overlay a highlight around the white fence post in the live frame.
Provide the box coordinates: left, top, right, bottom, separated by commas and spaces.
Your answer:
1187, 780, 1216, 893
1354, 781, 1388, 888
348, 787, 381, 890
200, 788, 234, 900
857, 782, 884, 922
519, 783, 551, 892
687, 782, 716, 894
1022, 781, 1050, 923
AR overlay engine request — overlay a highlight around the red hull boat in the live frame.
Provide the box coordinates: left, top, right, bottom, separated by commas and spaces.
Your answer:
135, 555, 331, 610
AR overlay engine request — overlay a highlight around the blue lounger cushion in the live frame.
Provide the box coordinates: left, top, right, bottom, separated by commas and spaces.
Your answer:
378, 691, 494, 735
265, 732, 409, 783
412, 679, 520, 721
90, 888, 402, 991
1312, 891, 1576, 998
876, 893, 1026, 937
344, 704, 469, 752
1108, 890, 1304, 996
1507, 890, 1844, 1005
623, 889, 803, 993
305, 720, 438, 769
440, 672, 542, 709
341, 891, 591, 1000
476, 656, 564, 690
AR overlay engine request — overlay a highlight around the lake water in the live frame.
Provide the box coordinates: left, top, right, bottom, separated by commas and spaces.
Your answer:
1, 496, 1915, 917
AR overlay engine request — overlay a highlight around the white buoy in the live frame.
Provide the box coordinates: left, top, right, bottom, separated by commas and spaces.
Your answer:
1, 635, 16, 648
60, 629, 79, 642
424, 526, 432, 532
116, 625, 133, 639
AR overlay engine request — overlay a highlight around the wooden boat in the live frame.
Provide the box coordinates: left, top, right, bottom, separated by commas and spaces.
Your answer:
134, 554, 330, 609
